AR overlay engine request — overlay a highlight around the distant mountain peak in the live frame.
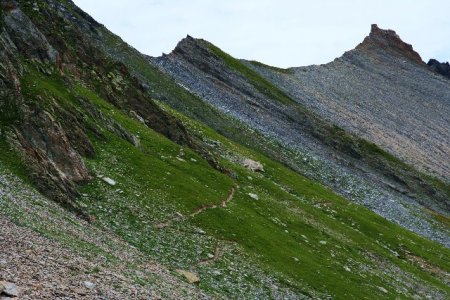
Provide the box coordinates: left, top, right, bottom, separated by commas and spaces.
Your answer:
356, 24, 423, 64
172, 35, 206, 56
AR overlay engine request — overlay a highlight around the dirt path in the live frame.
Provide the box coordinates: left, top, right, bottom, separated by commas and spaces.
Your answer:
155, 185, 238, 229
189, 186, 237, 218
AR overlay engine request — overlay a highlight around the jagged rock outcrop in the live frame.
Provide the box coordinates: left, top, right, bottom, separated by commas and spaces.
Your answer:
2, 0, 58, 62
0, 1, 91, 216
15, 104, 91, 201
428, 58, 450, 79
356, 24, 423, 64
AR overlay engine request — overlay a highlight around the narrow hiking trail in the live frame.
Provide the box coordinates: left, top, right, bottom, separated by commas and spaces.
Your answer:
189, 186, 237, 218
155, 185, 238, 229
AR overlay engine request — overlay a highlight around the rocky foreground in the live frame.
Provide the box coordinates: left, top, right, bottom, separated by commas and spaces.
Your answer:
0, 170, 207, 300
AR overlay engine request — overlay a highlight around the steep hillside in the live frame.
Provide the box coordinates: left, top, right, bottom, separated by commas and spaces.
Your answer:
0, 1, 449, 299
151, 31, 449, 246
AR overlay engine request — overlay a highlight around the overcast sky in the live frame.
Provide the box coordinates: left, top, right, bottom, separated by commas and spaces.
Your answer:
72, 0, 449, 68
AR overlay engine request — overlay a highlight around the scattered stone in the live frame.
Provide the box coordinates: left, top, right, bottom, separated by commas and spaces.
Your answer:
102, 177, 117, 186
293, 257, 299, 262
378, 286, 388, 294
190, 158, 197, 162
344, 266, 351, 272
83, 281, 96, 289
242, 159, 264, 172
176, 270, 200, 284
196, 228, 206, 235
248, 193, 259, 200
0, 281, 19, 297
207, 253, 215, 259
319, 240, 327, 245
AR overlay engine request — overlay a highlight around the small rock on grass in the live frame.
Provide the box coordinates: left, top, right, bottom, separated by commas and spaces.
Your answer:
243, 159, 264, 172
248, 193, 259, 200
176, 270, 200, 284
102, 177, 117, 186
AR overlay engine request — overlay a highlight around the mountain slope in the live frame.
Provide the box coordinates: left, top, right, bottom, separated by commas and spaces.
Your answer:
248, 24, 450, 181
0, 1, 449, 299
151, 31, 449, 245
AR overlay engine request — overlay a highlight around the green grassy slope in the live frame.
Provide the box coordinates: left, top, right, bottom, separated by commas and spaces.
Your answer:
4, 64, 448, 299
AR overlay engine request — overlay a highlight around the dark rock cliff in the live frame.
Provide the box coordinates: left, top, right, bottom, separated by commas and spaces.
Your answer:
428, 58, 450, 79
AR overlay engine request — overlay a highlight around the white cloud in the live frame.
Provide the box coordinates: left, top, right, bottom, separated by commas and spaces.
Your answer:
73, 0, 450, 68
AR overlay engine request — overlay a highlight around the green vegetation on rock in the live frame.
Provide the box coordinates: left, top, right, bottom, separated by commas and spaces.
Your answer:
204, 41, 295, 105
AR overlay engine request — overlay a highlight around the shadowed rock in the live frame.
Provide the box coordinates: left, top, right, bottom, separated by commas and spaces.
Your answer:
428, 59, 450, 79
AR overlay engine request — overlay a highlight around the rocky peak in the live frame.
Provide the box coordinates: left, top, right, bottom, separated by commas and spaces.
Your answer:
171, 35, 209, 59
356, 24, 423, 64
